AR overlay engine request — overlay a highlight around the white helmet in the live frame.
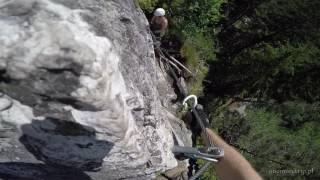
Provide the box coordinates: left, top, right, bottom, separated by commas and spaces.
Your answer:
154, 8, 165, 17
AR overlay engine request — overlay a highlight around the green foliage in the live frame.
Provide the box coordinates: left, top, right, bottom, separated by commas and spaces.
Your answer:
180, 37, 210, 96
181, 33, 217, 64
206, 100, 320, 179
225, 41, 320, 100
176, 105, 189, 120
137, 0, 158, 12
235, 42, 319, 75
256, 0, 320, 42
180, 39, 199, 66
280, 101, 320, 129
237, 106, 320, 179
173, 0, 226, 34
190, 64, 208, 96
196, 159, 218, 180
204, 0, 320, 176
206, 0, 320, 102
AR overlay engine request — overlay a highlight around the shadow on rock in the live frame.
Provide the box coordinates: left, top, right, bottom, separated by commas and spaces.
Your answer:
6, 117, 114, 178
0, 162, 92, 180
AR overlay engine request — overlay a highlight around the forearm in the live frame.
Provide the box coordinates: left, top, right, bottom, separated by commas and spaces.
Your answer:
203, 128, 262, 180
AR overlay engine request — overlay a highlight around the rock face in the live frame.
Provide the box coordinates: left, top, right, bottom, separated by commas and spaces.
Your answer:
0, 0, 192, 179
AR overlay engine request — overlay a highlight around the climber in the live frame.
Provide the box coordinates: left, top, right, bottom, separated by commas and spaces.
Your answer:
150, 8, 168, 39
203, 128, 262, 180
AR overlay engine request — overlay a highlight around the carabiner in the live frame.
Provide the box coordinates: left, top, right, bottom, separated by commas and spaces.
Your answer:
182, 95, 198, 109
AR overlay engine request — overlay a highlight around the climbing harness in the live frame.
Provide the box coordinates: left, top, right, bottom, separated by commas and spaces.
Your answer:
151, 32, 224, 179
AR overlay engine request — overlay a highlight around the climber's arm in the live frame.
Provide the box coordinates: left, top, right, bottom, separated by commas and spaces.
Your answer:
203, 128, 262, 180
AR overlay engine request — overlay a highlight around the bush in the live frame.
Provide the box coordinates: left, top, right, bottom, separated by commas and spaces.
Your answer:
236, 106, 320, 179
280, 101, 320, 129
179, 33, 217, 96
137, 0, 158, 12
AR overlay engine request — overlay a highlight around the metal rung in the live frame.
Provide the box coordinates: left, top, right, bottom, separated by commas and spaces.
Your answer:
172, 146, 224, 160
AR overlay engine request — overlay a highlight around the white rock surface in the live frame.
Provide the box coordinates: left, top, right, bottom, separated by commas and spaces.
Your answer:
0, 0, 192, 179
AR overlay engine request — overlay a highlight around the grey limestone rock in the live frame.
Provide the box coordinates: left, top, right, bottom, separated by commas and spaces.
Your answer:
0, 0, 192, 179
